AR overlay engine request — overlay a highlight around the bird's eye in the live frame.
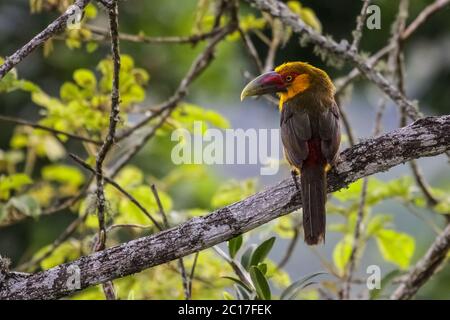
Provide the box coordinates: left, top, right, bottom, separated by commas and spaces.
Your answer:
285, 75, 293, 82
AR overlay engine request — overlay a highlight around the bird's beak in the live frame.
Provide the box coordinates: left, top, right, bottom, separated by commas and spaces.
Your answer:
240, 71, 286, 101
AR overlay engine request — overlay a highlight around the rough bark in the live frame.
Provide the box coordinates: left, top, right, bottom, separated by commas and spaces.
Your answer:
1, 115, 449, 300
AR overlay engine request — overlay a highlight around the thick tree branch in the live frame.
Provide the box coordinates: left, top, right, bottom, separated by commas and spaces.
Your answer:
0, 0, 91, 80
1, 115, 449, 300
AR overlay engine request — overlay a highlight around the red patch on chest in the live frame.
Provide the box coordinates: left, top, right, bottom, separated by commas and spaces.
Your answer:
305, 139, 326, 166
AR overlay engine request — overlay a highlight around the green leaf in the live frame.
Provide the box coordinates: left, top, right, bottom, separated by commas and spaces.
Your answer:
239, 14, 266, 32
375, 229, 415, 270
273, 215, 296, 238
42, 165, 85, 187
334, 179, 363, 202
228, 235, 243, 259
250, 237, 276, 267
280, 272, 326, 300
86, 42, 99, 53
211, 179, 256, 209
300, 8, 322, 33
434, 197, 450, 214
116, 185, 172, 225
257, 263, 267, 275
35, 241, 81, 269
60, 82, 82, 102
369, 269, 401, 300
249, 266, 271, 300
115, 166, 144, 188
332, 235, 353, 274
84, 3, 97, 19
366, 214, 393, 236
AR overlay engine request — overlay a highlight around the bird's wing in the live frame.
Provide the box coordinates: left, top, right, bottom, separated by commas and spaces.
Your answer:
280, 105, 311, 168
318, 100, 341, 164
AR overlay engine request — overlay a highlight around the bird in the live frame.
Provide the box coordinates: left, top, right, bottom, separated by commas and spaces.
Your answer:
241, 62, 341, 245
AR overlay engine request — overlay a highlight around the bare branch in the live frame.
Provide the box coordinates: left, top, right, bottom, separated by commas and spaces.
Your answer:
342, 178, 368, 299
243, 0, 421, 119
401, 0, 450, 40
86, 24, 224, 45
0, 115, 102, 145
2, 115, 449, 300
238, 28, 264, 72
263, 18, 283, 72
391, 223, 450, 300
93, 0, 121, 253
350, 0, 371, 52
0, 0, 91, 80
150, 184, 190, 299
115, 24, 235, 143
17, 212, 88, 272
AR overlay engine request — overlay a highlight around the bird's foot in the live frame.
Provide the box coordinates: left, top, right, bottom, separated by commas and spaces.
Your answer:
291, 169, 300, 191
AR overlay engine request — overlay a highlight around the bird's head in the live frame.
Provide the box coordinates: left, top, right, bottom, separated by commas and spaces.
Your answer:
240, 62, 335, 107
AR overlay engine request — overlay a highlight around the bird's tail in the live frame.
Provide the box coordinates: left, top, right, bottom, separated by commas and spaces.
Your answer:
300, 161, 327, 245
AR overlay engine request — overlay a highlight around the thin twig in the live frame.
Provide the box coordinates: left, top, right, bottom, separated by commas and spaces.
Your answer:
115, 25, 235, 143
391, 223, 450, 300
0, 115, 102, 145
238, 28, 264, 72
401, 0, 450, 40
94, 3, 121, 298
263, 17, 282, 72
350, 0, 371, 52
410, 161, 439, 206
334, 99, 356, 147
276, 228, 299, 270
188, 252, 200, 298
150, 184, 170, 229
403, 203, 442, 235
213, 246, 253, 289
111, 110, 171, 176
107, 23, 237, 178
389, 0, 441, 213
150, 184, 190, 300
16, 211, 89, 272
342, 177, 368, 299
87, 24, 224, 45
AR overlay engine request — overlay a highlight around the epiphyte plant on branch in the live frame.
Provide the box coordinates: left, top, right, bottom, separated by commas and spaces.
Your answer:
0, 0, 449, 301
